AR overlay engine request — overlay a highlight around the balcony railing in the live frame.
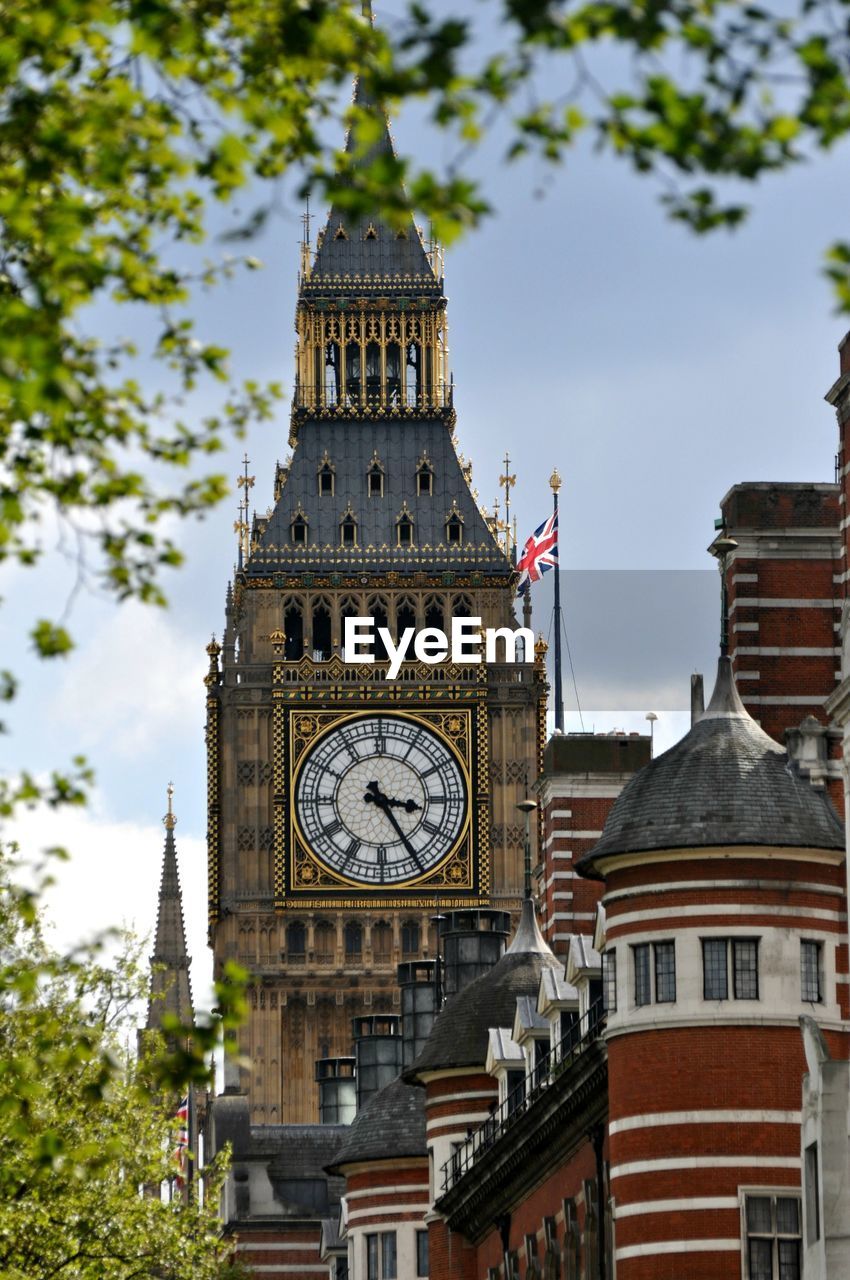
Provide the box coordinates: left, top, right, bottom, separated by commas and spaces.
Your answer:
440, 1000, 606, 1196
292, 381, 453, 414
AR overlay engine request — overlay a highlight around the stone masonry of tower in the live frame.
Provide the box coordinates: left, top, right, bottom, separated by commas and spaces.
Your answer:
205, 81, 546, 1125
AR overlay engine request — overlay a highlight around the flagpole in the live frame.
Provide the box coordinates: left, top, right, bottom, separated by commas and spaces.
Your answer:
550, 468, 564, 732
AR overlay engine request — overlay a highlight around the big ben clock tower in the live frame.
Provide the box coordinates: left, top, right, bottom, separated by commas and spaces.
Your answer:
205, 81, 547, 1123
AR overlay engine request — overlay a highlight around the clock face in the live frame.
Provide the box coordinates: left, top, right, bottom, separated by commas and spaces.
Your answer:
293, 714, 468, 885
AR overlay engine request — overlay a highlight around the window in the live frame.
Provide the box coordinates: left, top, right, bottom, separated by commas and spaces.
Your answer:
416, 1230, 429, 1277
633, 942, 675, 1005
703, 937, 728, 1000
340, 512, 357, 546
633, 944, 651, 1007
381, 1232, 397, 1279
291, 514, 308, 544
734, 939, 760, 999
654, 940, 676, 1003
417, 463, 433, 496
283, 602, 303, 661
286, 921, 306, 960
525, 1233, 542, 1279
805, 1143, 820, 1244
344, 921, 362, 958
401, 919, 420, 957
315, 920, 335, 965
583, 1179, 599, 1280
801, 940, 823, 1003
397, 514, 414, 546
318, 463, 335, 496
562, 1199, 580, 1280
365, 1232, 397, 1280
602, 949, 617, 1013
367, 455, 384, 497
702, 937, 760, 1001
446, 513, 463, 544
372, 921, 393, 962
744, 1193, 801, 1280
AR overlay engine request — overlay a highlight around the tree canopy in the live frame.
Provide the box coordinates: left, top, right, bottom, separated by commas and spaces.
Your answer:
0, 850, 247, 1278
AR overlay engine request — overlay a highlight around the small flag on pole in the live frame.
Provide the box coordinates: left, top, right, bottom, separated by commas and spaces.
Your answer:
516, 510, 558, 596
174, 1094, 189, 1188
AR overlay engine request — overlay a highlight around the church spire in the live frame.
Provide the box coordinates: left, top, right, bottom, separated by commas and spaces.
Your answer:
146, 783, 194, 1032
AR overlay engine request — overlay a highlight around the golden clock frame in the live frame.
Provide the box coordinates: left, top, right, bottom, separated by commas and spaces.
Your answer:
271, 670, 490, 909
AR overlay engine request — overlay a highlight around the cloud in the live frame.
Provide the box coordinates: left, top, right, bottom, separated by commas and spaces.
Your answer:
55, 603, 207, 756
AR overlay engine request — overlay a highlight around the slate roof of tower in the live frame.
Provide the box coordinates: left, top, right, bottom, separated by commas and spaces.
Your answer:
326, 1076, 426, 1171
404, 900, 560, 1079
307, 78, 440, 292
146, 805, 193, 1031
578, 657, 845, 875
248, 418, 508, 575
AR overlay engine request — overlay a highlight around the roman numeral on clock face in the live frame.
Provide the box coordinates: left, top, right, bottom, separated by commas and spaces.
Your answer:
324, 819, 342, 838
422, 820, 440, 836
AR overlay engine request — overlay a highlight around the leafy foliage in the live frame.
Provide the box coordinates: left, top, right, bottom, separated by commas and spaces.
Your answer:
0, 849, 248, 1278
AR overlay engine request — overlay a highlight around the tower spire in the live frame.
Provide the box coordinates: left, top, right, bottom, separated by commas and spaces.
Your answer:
146, 783, 194, 1032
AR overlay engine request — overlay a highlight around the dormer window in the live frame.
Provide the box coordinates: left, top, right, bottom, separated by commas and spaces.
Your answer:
290, 512, 308, 545
446, 503, 463, 545
397, 505, 414, 547
340, 506, 358, 547
364, 222, 378, 240
318, 451, 335, 497
417, 458, 434, 496
333, 222, 348, 240
368, 453, 385, 498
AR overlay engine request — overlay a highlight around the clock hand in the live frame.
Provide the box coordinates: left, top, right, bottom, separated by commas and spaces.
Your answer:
363, 781, 421, 813
363, 782, 424, 872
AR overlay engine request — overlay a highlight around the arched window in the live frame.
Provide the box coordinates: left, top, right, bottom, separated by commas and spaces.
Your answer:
365, 342, 381, 399
424, 596, 444, 633
324, 344, 340, 405
372, 921, 393, 962
312, 602, 331, 661
453, 594, 473, 619
315, 920, 335, 965
287, 921, 306, 961
386, 342, 401, 401
406, 341, 420, 403
345, 341, 361, 401
396, 597, 416, 638
401, 920, 420, 957
284, 602, 303, 661
344, 921, 362, 959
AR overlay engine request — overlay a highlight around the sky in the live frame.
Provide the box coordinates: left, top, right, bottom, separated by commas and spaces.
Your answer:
3, 7, 849, 1011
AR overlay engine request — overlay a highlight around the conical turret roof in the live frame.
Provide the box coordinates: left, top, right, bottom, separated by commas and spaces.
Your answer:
578, 657, 844, 876
326, 1076, 426, 1171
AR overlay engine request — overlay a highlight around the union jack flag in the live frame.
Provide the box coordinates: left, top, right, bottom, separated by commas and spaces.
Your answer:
516, 510, 558, 596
